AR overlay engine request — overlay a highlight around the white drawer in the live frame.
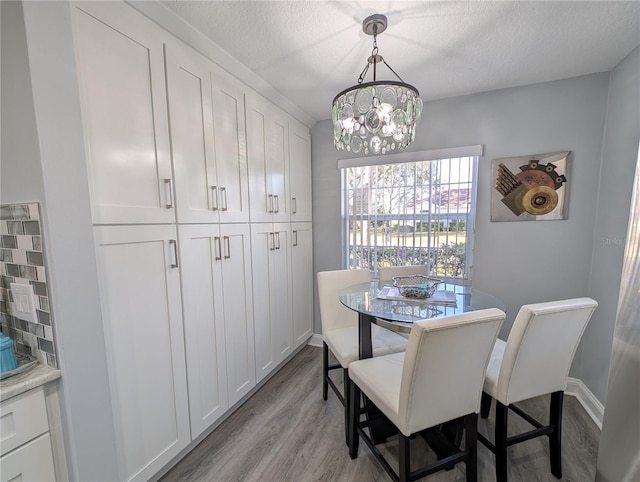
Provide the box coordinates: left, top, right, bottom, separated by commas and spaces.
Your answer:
0, 432, 56, 482
0, 386, 49, 456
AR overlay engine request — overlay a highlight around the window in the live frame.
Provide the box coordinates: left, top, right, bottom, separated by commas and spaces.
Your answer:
340, 147, 480, 281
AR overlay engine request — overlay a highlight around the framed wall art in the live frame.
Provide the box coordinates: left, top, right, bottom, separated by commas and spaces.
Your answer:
491, 151, 570, 222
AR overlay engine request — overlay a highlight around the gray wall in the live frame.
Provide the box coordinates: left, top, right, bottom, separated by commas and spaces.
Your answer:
312, 71, 623, 402
586, 46, 640, 403
3, 2, 119, 480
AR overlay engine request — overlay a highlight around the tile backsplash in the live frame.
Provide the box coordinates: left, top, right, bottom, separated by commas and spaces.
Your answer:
0, 203, 57, 368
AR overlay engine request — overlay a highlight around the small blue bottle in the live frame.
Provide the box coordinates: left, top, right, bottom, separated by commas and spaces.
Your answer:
0, 333, 18, 374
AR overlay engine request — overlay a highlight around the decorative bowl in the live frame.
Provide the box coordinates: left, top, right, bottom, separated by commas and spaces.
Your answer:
392, 275, 443, 299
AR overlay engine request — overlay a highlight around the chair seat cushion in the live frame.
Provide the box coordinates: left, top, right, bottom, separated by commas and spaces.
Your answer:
349, 351, 405, 431
484, 338, 506, 401
325, 325, 407, 368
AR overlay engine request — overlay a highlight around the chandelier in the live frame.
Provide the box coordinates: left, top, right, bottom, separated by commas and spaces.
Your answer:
332, 14, 423, 155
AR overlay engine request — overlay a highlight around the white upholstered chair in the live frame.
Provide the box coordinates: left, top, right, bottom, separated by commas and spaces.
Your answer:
479, 298, 598, 482
378, 265, 427, 283
348, 308, 506, 482
317, 269, 408, 442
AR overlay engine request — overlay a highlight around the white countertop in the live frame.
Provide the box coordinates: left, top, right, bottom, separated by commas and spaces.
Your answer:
0, 363, 61, 402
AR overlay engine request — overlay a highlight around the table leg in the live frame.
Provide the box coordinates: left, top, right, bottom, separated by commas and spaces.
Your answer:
358, 312, 373, 359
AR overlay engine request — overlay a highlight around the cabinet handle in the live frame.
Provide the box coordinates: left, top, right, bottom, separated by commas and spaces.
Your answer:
269, 232, 275, 250
214, 236, 222, 261
211, 186, 219, 211
274, 195, 279, 213
268, 194, 273, 213
223, 236, 231, 259
164, 179, 174, 209
293, 230, 298, 247
220, 187, 228, 211
276, 231, 281, 250
292, 197, 297, 214
169, 240, 179, 268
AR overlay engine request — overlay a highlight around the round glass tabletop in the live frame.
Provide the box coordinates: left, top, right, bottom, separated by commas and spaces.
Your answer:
339, 281, 506, 331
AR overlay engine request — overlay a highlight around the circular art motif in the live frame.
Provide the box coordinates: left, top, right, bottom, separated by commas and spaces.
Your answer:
365, 110, 382, 133
522, 186, 558, 215
350, 136, 363, 154
380, 87, 398, 110
369, 135, 382, 154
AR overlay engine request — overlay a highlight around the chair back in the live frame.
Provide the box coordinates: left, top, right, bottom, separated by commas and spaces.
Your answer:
496, 297, 598, 404
317, 269, 371, 335
397, 308, 505, 435
378, 265, 426, 282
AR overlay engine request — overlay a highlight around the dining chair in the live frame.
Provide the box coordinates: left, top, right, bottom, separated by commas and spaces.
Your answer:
317, 269, 408, 443
348, 308, 506, 482
479, 297, 598, 482
378, 265, 427, 283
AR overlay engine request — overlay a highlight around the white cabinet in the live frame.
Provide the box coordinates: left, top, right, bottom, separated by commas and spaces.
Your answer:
291, 222, 314, 348
93, 225, 190, 481
251, 223, 292, 382
72, 2, 174, 224
246, 93, 290, 223
166, 43, 249, 225
178, 224, 256, 439
0, 387, 56, 482
289, 120, 313, 222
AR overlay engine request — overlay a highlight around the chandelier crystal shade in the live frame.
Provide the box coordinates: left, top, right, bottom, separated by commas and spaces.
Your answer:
332, 14, 422, 155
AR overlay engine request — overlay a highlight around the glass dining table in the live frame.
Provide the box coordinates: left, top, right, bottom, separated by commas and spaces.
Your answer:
339, 280, 506, 452
339, 280, 507, 360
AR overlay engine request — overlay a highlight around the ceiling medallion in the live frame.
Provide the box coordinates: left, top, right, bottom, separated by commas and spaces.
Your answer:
332, 14, 423, 155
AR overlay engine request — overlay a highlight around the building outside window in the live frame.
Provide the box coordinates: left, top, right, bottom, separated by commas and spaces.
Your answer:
340, 147, 481, 281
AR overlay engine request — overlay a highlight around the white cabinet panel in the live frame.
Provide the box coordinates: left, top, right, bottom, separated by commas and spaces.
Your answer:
166, 43, 249, 224
251, 223, 292, 382
0, 387, 48, 456
218, 224, 256, 404
94, 225, 189, 481
72, 2, 174, 224
178, 225, 228, 437
211, 66, 250, 224
291, 223, 313, 347
289, 120, 312, 222
179, 224, 255, 428
0, 433, 55, 482
246, 93, 290, 223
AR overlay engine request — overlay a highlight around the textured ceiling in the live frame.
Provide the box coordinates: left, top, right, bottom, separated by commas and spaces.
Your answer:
160, 1, 640, 122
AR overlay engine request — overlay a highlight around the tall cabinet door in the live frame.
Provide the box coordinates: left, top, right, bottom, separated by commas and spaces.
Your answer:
93, 225, 189, 481
289, 120, 313, 222
178, 225, 228, 438
218, 224, 256, 405
251, 223, 292, 382
72, 2, 174, 224
245, 93, 290, 223
166, 44, 218, 224
291, 222, 313, 348
211, 65, 250, 224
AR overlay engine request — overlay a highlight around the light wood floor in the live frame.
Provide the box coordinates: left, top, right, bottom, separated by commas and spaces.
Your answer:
161, 345, 600, 482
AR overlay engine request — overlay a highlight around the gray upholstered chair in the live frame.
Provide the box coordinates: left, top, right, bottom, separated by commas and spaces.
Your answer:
348, 308, 506, 482
479, 298, 598, 482
317, 269, 408, 442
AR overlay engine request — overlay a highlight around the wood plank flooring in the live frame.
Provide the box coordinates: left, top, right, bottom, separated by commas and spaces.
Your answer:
161, 345, 599, 481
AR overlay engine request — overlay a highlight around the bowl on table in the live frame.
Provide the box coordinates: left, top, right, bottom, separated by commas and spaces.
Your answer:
392, 275, 443, 299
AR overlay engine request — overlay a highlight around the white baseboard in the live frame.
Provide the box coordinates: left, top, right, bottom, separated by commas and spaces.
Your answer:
307, 333, 323, 347
566, 377, 604, 429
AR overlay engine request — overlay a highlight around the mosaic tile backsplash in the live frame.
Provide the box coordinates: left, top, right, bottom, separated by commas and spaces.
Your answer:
0, 203, 57, 368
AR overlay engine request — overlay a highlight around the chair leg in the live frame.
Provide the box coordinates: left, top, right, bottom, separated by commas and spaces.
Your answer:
464, 413, 478, 482
322, 342, 329, 401
494, 401, 509, 482
399, 434, 411, 482
344, 368, 350, 445
480, 392, 492, 419
549, 391, 564, 479
348, 381, 361, 459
